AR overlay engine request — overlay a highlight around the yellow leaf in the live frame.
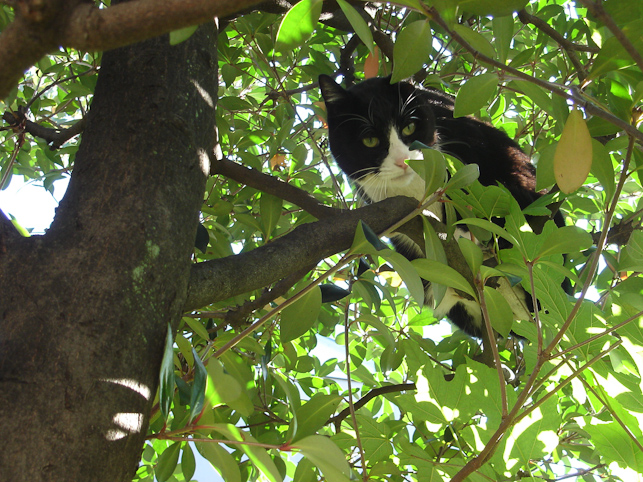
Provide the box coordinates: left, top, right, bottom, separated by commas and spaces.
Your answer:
554, 108, 593, 193
270, 153, 287, 170
364, 46, 380, 79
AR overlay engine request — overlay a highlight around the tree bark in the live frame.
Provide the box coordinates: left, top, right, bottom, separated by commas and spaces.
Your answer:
0, 23, 218, 481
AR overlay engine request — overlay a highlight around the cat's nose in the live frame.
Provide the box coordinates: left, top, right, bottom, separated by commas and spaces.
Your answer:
395, 158, 409, 170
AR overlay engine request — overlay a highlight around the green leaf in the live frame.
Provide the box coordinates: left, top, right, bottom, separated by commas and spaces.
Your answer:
458, 237, 483, 275
391, 20, 433, 83
349, 220, 387, 255
181, 443, 196, 482
620, 230, 643, 272
169, 25, 198, 45
456, 0, 528, 16
380, 249, 427, 307
210, 424, 283, 482
590, 139, 615, 200
156, 442, 181, 482
195, 442, 241, 482
336, 0, 375, 54
183, 316, 210, 341
422, 217, 448, 306
493, 15, 513, 63
260, 193, 282, 238
189, 347, 207, 422
280, 285, 322, 343
589, 20, 643, 79
290, 393, 342, 442
453, 73, 498, 117
412, 258, 476, 300
407, 148, 448, 197
536, 226, 593, 259
452, 24, 496, 59
292, 435, 351, 482
276, 0, 324, 51
509, 80, 552, 115
483, 286, 514, 337
455, 217, 519, 247
159, 323, 175, 421
444, 163, 480, 191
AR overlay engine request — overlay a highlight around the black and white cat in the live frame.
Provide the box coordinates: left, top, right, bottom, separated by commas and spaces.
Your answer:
319, 74, 557, 338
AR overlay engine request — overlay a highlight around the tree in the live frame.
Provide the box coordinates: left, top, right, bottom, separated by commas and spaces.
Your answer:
1, 0, 642, 481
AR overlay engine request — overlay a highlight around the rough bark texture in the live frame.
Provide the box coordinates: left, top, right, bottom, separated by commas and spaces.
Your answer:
0, 23, 218, 482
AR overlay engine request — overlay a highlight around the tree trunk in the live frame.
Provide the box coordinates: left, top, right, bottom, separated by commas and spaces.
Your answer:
0, 23, 217, 482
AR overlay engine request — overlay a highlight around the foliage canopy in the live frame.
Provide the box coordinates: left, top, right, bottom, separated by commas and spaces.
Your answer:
2, 0, 643, 481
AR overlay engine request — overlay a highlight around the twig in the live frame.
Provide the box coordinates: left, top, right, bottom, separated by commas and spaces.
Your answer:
578, 0, 643, 74
426, 7, 643, 146
517, 9, 588, 81
211, 157, 339, 219
2, 110, 86, 148
329, 382, 417, 429
342, 299, 368, 481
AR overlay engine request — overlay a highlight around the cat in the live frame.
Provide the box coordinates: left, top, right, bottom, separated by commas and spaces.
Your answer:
319, 74, 562, 339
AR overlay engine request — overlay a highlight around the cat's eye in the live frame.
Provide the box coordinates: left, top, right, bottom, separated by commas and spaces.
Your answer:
402, 122, 416, 136
362, 137, 380, 148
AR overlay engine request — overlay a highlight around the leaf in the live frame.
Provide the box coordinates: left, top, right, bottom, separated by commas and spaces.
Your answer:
290, 393, 342, 442
380, 249, 427, 307
554, 108, 593, 194
456, 0, 528, 16
453, 73, 498, 117
444, 163, 480, 190
589, 20, 643, 79
210, 424, 283, 482
320, 283, 351, 302
455, 217, 519, 247
590, 139, 615, 200
156, 442, 181, 482
391, 20, 433, 83
412, 258, 476, 300
159, 323, 175, 421
458, 237, 483, 275
292, 435, 351, 482
493, 15, 513, 63
483, 286, 514, 338
452, 24, 495, 59
620, 230, 643, 272
260, 193, 282, 238
276, 0, 324, 51
336, 0, 375, 54
535, 226, 593, 259
181, 443, 196, 482
195, 442, 241, 482
422, 217, 448, 305
364, 46, 380, 78
169, 25, 198, 45
280, 285, 322, 343
189, 347, 207, 422
349, 220, 387, 255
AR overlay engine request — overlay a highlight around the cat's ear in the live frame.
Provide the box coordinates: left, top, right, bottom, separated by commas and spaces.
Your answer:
319, 75, 349, 104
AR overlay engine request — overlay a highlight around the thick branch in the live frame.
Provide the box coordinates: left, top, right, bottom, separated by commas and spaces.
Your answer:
183, 196, 418, 311
0, 0, 264, 99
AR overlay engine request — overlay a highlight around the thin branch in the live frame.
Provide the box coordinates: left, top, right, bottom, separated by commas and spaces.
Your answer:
517, 9, 588, 81
2, 111, 86, 148
578, 0, 643, 74
329, 383, 417, 429
211, 157, 338, 220
426, 7, 643, 146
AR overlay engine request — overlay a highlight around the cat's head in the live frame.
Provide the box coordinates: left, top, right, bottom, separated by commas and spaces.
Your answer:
319, 75, 437, 202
